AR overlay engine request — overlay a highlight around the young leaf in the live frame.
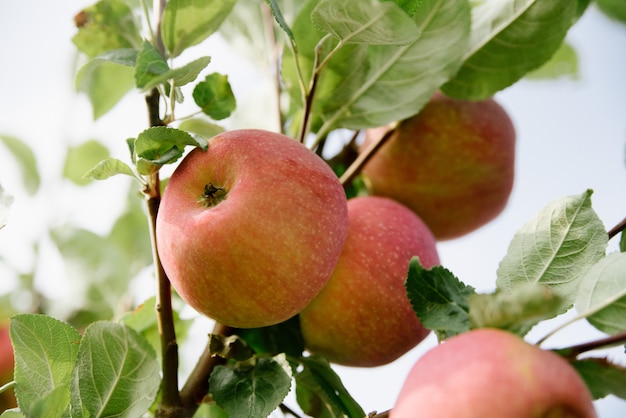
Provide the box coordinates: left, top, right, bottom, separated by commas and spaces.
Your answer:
312, 0, 471, 135
161, 0, 238, 58
311, 0, 421, 45
193, 73, 237, 120
75, 59, 136, 120
133, 126, 208, 175
209, 354, 292, 418
0, 135, 40, 195
139, 56, 212, 92
575, 252, 626, 335
441, 0, 583, 100
468, 283, 563, 336
0, 184, 13, 230
496, 190, 607, 310
405, 256, 476, 341
571, 357, 626, 400
265, 0, 296, 45
72, 0, 141, 58
70, 321, 160, 418
83, 157, 139, 181
294, 355, 365, 418
63, 140, 110, 186
10, 314, 81, 417
134, 41, 169, 89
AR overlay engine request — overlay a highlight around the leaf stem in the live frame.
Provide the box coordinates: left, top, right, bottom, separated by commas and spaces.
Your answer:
339, 126, 395, 188
179, 323, 233, 409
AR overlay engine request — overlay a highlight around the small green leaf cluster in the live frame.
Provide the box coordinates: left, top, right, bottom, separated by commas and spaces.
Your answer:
405, 190, 626, 402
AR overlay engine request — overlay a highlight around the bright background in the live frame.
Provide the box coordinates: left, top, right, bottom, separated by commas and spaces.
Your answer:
1, 1, 626, 416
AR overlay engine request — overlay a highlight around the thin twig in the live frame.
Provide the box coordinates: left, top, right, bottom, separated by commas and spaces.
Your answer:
607, 216, 626, 240
557, 330, 626, 360
367, 409, 391, 418
339, 126, 395, 188
261, 0, 284, 133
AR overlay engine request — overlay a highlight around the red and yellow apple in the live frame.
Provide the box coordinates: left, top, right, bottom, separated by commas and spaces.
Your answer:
0, 323, 16, 411
361, 92, 516, 240
392, 328, 597, 418
299, 196, 439, 367
156, 129, 349, 328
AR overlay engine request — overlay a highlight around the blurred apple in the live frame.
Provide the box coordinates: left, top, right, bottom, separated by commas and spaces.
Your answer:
0, 323, 16, 411
299, 196, 439, 367
361, 93, 515, 240
392, 328, 597, 418
157, 129, 349, 328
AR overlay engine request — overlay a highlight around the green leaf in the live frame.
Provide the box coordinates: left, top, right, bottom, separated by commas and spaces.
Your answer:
575, 252, 626, 335
571, 357, 626, 400
441, 0, 581, 100
620, 231, 626, 253
311, 0, 421, 45
72, 0, 141, 58
0, 184, 13, 230
210, 354, 292, 418
288, 0, 471, 135
0, 411, 24, 418
10, 314, 81, 417
208, 334, 255, 362
27, 386, 71, 418
233, 315, 305, 358
265, 0, 295, 44
83, 157, 138, 181
134, 41, 170, 89
133, 126, 207, 175
0, 135, 40, 195
193, 73, 237, 120
405, 257, 476, 341
596, 0, 626, 24
496, 190, 608, 310
468, 283, 563, 336
161, 0, 238, 58
389, 0, 423, 17
70, 321, 160, 418
294, 355, 365, 418
63, 140, 110, 186
75, 59, 136, 120
525, 42, 579, 80
140, 56, 212, 92
178, 118, 224, 140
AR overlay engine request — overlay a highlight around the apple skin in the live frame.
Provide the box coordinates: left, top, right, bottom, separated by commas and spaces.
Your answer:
299, 196, 439, 367
0, 324, 16, 411
361, 93, 516, 240
391, 328, 597, 418
156, 129, 349, 328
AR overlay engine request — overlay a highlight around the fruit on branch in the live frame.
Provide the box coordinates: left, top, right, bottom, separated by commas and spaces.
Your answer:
391, 328, 597, 418
299, 196, 439, 367
156, 129, 349, 328
0, 323, 16, 411
361, 92, 516, 240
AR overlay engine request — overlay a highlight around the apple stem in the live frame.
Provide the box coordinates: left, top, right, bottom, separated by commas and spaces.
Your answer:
339, 126, 396, 188
607, 216, 626, 240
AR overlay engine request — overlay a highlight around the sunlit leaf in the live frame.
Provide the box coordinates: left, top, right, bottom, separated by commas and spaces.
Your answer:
161, 0, 238, 58
70, 321, 160, 418
134, 41, 169, 89
10, 314, 81, 417
311, 0, 421, 45
140, 56, 212, 92
0, 135, 40, 195
442, 0, 582, 99
525, 42, 579, 80
405, 257, 475, 341
496, 190, 607, 310
575, 252, 626, 335
177, 118, 224, 140
83, 157, 138, 181
72, 0, 141, 58
63, 140, 110, 186
294, 355, 365, 418
193, 73, 237, 120
210, 354, 292, 418
468, 283, 563, 336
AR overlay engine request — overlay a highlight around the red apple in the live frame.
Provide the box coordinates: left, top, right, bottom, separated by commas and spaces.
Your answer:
0, 323, 16, 411
361, 93, 515, 240
156, 129, 349, 328
392, 328, 597, 418
299, 196, 439, 367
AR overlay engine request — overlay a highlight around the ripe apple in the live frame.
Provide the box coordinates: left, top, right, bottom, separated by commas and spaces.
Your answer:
299, 196, 439, 367
392, 328, 597, 418
361, 92, 516, 240
0, 323, 16, 411
156, 129, 349, 328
